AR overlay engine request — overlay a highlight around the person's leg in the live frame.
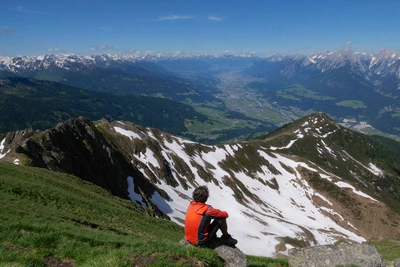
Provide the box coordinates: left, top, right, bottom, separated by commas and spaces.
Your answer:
199, 220, 221, 248
215, 218, 228, 235
207, 220, 221, 241
215, 218, 237, 245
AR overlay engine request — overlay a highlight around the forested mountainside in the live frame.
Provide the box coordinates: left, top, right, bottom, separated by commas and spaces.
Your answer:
0, 77, 208, 136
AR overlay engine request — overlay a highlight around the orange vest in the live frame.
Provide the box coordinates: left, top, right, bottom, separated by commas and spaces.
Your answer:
184, 201, 229, 245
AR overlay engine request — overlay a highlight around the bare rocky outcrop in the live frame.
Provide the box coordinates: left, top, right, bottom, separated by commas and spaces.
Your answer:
289, 243, 400, 267
179, 238, 249, 267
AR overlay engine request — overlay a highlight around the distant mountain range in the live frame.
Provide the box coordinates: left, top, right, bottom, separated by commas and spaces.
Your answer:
0, 54, 220, 103
243, 48, 400, 137
1, 112, 400, 257
1, 48, 400, 141
244, 48, 400, 98
2, 49, 398, 79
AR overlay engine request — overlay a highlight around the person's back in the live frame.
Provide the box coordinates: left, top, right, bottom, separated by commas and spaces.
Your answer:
185, 201, 209, 244
184, 185, 237, 246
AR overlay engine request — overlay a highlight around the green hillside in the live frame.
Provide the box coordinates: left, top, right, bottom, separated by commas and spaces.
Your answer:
0, 162, 218, 266
0, 162, 288, 266
29, 63, 219, 104
0, 77, 208, 136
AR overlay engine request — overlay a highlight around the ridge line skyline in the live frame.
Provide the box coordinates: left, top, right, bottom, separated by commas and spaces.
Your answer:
1, 47, 400, 60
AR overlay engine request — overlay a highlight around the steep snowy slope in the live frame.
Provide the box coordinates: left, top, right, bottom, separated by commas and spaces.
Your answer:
112, 117, 376, 256
1, 113, 400, 257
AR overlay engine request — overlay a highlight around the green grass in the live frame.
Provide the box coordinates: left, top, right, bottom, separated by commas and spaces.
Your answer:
392, 110, 400, 118
276, 87, 335, 102
276, 90, 301, 101
0, 161, 287, 266
368, 239, 400, 261
188, 106, 256, 132
285, 86, 335, 101
336, 100, 367, 109
222, 97, 289, 125
246, 256, 288, 267
0, 162, 219, 266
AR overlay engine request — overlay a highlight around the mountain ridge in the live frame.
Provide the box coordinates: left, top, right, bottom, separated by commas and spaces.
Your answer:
2, 48, 399, 74
245, 48, 400, 96
2, 49, 400, 86
1, 112, 400, 257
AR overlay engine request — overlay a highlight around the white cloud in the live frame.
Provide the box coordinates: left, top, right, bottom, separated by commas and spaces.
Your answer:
15, 5, 53, 15
208, 15, 224, 21
155, 15, 194, 21
47, 45, 64, 53
89, 45, 115, 52
47, 47, 61, 52
342, 41, 352, 49
101, 27, 113, 31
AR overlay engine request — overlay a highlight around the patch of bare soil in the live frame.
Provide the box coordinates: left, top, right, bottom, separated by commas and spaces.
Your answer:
342, 194, 400, 240
299, 165, 400, 242
42, 256, 74, 267
3, 241, 30, 254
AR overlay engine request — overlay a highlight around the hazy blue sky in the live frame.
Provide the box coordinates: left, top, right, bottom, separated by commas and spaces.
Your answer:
1, 0, 400, 56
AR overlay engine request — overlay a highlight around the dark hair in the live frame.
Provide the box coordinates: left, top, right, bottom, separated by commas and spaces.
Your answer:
192, 185, 209, 203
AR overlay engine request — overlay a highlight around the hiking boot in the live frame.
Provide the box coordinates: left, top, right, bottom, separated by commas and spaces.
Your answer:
220, 234, 238, 246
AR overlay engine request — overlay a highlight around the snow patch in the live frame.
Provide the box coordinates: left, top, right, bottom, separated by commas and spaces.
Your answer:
270, 139, 298, 150
134, 147, 160, 168
321, 140, 336, 158
314, 192, 333, 206
335, 181, 377, 201
127, 176, 145, 205
321, 129, 335, 138
114, 126, 141, 140
307, 57, 316, 64
368, 163, 383, 176
147, 129, 158, 140
150, 181, 188, 221
343, 151, 383, 177
0, 138, 7, 159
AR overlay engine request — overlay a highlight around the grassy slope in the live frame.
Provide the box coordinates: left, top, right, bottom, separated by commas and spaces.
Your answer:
0, 162, 288, 266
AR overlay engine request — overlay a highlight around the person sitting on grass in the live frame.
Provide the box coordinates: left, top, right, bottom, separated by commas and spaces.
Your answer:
184, 185, 238, 247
